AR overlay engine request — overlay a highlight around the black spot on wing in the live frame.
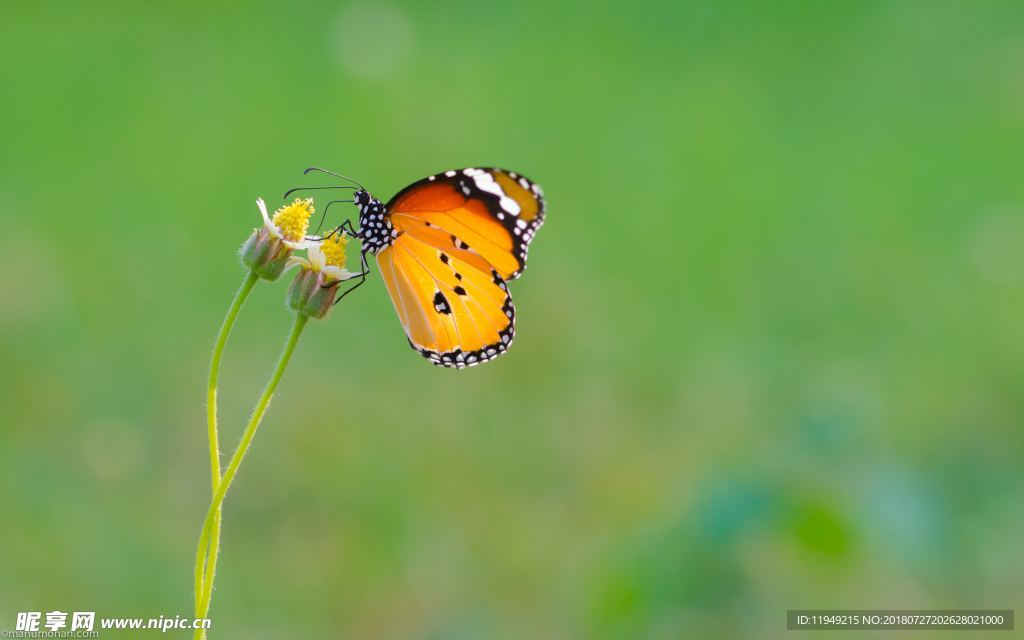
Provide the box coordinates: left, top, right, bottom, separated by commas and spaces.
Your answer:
433, 291, 451, 315
414, 292, 516, 369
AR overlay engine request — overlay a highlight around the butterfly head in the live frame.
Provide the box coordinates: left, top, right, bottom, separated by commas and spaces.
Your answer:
353, 189, 387, 218
353, 189, 373, 208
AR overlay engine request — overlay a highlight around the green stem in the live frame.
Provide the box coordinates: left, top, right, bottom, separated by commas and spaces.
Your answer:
193, 313, 310, 639
196, 271, 259, 614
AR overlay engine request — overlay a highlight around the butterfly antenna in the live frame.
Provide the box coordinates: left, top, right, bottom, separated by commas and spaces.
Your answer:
282, 185, 356, 200
310, 199, 354, 235
304, 167, 366, 191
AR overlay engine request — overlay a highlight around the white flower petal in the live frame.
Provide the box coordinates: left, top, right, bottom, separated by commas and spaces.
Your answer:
257, 197, 287, 240
307, 244, 327, 270
285, 256, 310, 271
281, 237, 310, 249
257, 198, 272, 228
322, 266, 358, 281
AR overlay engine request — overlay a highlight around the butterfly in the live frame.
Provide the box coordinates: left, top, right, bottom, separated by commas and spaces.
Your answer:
304, 167, 546, 368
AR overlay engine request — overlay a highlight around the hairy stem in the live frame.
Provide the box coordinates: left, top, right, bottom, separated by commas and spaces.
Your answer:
193, 313, 309, 639
195, 270, 259, 614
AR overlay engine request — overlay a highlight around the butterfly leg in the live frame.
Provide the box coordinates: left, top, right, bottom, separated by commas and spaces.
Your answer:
316, 218, 357, 241
332, 249, 371, 304
338, 219, 360, 239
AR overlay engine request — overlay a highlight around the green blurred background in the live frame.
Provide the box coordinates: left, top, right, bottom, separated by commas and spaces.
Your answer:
2, 1, 1022, 638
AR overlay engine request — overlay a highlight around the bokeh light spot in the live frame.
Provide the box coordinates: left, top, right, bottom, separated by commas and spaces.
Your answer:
969, 206, 1024, 284
333, 3, 414, 80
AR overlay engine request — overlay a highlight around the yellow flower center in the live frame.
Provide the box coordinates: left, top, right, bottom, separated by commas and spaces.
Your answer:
321, 234, 348, 269
272, 198, 315, 243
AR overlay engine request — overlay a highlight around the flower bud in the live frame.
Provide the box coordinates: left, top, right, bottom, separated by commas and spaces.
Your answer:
287, 268, 339, 319
284, 233, 356, 319
240, 227, 290, 280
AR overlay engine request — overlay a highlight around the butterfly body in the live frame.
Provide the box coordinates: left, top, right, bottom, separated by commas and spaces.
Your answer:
353, 191, 397, 254
342, 167, 545, 369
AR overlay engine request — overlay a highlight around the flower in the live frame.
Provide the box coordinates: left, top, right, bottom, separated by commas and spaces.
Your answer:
286, 234, 358, 319
260, 198, 315, 249
240, 198, 317, 280
286, 233, 354, 282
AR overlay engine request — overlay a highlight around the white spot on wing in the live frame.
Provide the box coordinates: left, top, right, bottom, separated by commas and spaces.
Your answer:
468, 171, 522, 216
501, 196, 521, 215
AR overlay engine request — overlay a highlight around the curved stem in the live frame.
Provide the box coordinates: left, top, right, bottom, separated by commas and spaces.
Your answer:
209, 271, 259, 491
193, 313, 310, 639
195, 270, 259, 613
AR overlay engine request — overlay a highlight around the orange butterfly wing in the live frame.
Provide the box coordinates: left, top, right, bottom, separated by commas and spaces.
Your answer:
386, 168, 545, 281
375, 168, 544, 368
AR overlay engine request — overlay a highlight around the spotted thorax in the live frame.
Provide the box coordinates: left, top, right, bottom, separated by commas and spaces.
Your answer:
352, 189, 398, 255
